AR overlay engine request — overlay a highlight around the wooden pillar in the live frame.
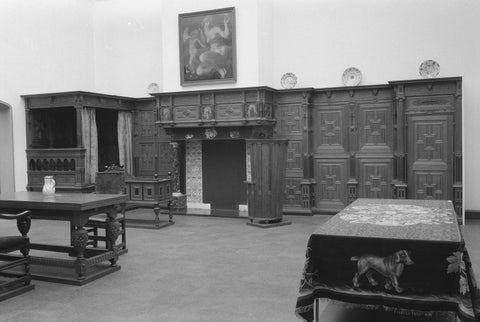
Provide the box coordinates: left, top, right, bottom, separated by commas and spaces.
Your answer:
301, 91, 315, 210
170, 142, 181, 193
74, 95, 84, 149
453, 79, 463, 216
25, 107, 33, 149
245, 139, 291, 228
393, 84, 407, 199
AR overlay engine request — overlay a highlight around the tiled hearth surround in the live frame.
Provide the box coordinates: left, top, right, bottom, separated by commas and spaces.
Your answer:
185, 140, 207, 209
185, 140, 248, 213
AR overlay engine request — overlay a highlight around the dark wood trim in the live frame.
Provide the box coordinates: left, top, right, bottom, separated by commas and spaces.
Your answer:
150, 86, 277, 97
388, 76, 462, 85
465, 210, 480, 220
21, 91, 136, 100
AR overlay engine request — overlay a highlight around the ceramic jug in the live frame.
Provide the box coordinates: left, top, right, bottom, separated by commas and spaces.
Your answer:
42, 176, 56, 195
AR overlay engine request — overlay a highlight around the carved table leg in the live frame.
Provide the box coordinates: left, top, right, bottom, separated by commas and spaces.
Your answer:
106, 208, 121, 267
153, 203, 161, 229
71, 226, 89, 280
168, 200, 175, 223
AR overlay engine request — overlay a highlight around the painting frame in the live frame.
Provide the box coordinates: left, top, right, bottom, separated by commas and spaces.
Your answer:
178, 7, 237, 86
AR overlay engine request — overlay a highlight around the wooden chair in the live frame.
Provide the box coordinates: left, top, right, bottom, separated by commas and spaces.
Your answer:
69, 171, 128, 255
0, 210, 35, 301
83, 207, 127, 255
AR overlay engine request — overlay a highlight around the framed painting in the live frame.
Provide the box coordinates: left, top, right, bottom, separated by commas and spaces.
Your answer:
179, 7, 236, 86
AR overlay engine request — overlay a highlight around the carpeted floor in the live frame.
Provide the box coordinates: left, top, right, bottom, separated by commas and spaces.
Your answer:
0, 210, 479, 322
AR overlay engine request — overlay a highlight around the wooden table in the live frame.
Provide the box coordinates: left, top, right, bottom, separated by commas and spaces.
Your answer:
0, 191, 127, 285
295, 199, 480, 322
125, 177, 174, 229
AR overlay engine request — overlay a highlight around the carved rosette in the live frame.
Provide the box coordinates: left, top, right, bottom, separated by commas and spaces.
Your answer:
251, 126, 273, 139
205, 128, 217, 139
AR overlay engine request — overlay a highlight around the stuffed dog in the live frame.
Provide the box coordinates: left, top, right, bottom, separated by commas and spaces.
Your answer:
351, 250, 414, 293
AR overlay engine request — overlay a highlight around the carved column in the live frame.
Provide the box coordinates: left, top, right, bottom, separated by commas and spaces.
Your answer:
453, 79, 463, 215
347, 102, 358, 203
71, 226, 89, 280
105, 207, 121, 267
347, 153, 358, 204
301, 91, 314, 210
170, 142, 181, 192
393, 85, 407, 198
25, 107, 33, 148
74, 95, 84, 149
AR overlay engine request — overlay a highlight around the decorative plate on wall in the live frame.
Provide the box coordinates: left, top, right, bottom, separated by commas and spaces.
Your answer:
419, 60, 440, 78
280, 73, 298, 89
147, 82, 159, 94
342, 67, 362, 86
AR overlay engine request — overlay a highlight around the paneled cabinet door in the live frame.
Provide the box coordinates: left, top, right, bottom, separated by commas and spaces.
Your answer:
134, 110, 157, 177
313, 106, 349, 212
407, 114, 453, 201
356, 103, 394, 199
357, 158, 393, 199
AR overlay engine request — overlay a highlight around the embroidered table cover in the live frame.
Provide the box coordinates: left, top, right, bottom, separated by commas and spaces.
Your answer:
295, 198, 480, 322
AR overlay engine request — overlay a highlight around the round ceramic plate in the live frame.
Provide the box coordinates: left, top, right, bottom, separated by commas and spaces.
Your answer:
147, 82, 159, 94
280, 73, 297, 89
342, 67, 362, 86
419, 60, 440, 78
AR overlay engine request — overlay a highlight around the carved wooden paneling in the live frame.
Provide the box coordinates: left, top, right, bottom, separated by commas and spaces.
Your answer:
173, 94, 199, 106
216, 104, 243, 120
411, 171, 446, 200
358, 104, 393, 153
138, 142, 155, 174
174, 106, 199, 122
156, 142, 173, 176
408, 114, 452, 200
284, 178, 302, 208
277, 104, 302, 136
314, 108, 346, 153
286, 141, 303, 173
136, 110, 155, 137
157, 88, 276, 128
413, 121, 447, 162
357, 159, 393, 199
314, 159, 347, 211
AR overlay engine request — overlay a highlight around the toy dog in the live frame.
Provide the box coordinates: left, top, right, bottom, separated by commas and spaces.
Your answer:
351, 250, 414, 293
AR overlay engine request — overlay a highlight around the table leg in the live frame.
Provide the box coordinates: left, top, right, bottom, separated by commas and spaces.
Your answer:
168, 200, 174, 223
71, 226, 89, 280
106, 208, 121, 267
153, 203, 161, 229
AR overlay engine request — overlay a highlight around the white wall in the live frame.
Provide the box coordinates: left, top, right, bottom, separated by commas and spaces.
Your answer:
0, 103, 14, 194
93, 0, 263, 95
93, 0, 164, 97
0, 0, 95, 192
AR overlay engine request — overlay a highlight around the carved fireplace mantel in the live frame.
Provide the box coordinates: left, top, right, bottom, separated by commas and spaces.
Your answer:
154, 86, 277, 130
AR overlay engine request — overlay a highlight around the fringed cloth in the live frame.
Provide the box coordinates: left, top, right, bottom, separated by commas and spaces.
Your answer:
294, 199, 480, 322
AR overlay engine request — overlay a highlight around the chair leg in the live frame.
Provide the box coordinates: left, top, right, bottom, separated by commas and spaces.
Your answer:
120, 218, 126, 250
20, 246, 31, 286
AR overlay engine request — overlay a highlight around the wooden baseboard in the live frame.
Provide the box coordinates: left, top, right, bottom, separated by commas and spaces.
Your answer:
465, 210, 480, 220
